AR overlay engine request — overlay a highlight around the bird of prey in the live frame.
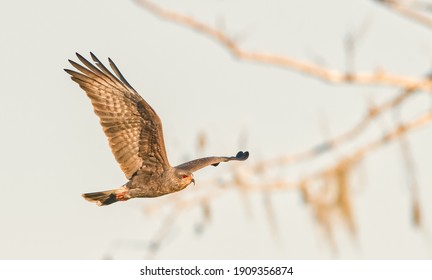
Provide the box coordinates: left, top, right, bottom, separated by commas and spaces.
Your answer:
65, 53, 249, 206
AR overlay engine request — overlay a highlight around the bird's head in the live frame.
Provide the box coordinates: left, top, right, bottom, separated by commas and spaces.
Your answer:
174, 169, 195, 189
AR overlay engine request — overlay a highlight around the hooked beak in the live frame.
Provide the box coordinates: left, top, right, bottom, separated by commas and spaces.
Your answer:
191, 178, 195, 186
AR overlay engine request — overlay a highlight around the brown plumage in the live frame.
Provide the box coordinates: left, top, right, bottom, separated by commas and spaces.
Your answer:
65, 53, 249, 206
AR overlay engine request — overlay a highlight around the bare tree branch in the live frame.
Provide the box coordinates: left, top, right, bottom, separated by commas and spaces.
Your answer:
254, 86, 420, 171
135, 0, 432, 91
377, 0, 432, 29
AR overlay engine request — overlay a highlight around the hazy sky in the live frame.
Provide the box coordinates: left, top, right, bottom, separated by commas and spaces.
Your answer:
1, 0, 432, 259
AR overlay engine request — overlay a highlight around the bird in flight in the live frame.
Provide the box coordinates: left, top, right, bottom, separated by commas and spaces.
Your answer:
65, 53, 249, 206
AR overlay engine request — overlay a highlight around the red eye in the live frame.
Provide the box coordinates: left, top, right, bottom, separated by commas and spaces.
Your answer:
181, 175, 188, 179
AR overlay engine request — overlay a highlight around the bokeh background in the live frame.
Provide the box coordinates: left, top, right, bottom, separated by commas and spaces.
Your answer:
1, 0, 432, 259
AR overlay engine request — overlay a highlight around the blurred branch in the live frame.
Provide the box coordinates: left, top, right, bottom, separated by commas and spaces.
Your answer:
252, 109, 432, 191
254, 85, 419, 171
344, 17, 372, 75
135, 0, 432, 91
377, 0, 432, 29
349, 110, 432, 160
145, 208, 179, 259
398, 133, 422, 227
392, 97, 422, 227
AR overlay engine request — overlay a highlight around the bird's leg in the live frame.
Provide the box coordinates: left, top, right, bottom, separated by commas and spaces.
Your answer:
115, 192, 128, 201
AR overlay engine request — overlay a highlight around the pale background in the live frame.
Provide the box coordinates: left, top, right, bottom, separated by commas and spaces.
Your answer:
1, 0, 432, 259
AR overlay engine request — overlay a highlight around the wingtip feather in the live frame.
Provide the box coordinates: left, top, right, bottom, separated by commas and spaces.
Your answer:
75, 52, 84, 60
236, 151, 249, 161
90, 52, 98, 62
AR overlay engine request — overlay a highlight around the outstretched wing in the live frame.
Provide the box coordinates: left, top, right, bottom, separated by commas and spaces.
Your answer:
175, 151, 249, 173
65, 52, 170, 179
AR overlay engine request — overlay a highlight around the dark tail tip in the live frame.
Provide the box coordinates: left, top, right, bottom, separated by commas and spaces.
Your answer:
82, 191, 118, 206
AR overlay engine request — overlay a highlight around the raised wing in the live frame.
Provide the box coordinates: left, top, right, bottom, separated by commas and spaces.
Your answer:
65, 52, 170, 179
175, 151, 249, 173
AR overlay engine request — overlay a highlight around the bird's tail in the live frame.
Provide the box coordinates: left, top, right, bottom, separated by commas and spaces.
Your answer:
82, 187, 128, 206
